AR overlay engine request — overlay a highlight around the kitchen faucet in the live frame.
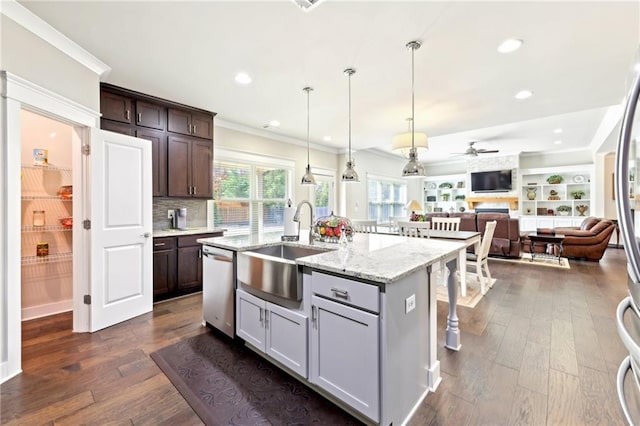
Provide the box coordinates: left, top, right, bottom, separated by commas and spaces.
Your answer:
293, 200, 314, 244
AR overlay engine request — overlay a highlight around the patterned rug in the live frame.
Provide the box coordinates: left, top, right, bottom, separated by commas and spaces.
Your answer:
491, 253, 571, 269
435, 272, 496, 308
150, 332, 363, 425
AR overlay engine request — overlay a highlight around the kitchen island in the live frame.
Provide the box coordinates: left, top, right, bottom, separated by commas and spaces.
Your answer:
198, 231, 465, 425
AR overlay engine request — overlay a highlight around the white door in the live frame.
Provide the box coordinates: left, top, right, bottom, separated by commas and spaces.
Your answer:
89, 128, 152, 332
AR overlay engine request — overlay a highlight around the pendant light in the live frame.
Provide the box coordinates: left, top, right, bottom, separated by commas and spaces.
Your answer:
301, 86, 317, 186
341, 68, 359, 183
402, 40, 427, 178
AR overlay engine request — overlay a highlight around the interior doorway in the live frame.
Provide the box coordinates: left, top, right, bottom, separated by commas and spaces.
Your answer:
20, 110, 75, 324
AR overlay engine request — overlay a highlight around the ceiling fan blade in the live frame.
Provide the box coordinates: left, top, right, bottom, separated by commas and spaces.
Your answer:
477, 149, 499, 154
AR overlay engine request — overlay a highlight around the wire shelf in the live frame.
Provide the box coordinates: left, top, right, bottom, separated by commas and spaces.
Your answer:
21, 225, 72, 233
22, 252, 73, 265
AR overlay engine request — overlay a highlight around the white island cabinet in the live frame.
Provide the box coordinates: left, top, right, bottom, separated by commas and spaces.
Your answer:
199, 232, 464, 426
236, 288, 308, 378
309, 273, 380, 422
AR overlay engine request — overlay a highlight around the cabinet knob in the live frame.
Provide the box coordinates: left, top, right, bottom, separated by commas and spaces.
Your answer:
193, 124, 197, 134
125, 110, 130, 120
137, 113, 142, 122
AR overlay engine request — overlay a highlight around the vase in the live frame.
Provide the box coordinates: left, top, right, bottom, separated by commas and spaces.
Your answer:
576, 205, 589, 216
526, 188, 537, 200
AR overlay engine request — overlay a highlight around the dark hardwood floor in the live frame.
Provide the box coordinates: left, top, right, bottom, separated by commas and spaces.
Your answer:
0, 248, 632, 425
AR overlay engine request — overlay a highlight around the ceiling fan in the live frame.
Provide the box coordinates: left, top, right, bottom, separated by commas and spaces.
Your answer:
453, 141, 500, 157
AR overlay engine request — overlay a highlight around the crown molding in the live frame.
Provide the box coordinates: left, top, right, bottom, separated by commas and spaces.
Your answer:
0, 0, 111, 78
215, 118, 339, 154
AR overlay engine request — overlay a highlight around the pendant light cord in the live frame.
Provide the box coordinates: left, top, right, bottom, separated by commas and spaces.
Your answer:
411, 44, 415, 150
306, 89, 310, 165
348, 72, 352, 162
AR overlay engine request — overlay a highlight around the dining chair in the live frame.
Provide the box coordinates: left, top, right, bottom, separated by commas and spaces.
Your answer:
397, 220, 431, 238
466, 220, 496, 295
431, 217, 461, 232
352, 219, 378, 233
389, 216, 406, 233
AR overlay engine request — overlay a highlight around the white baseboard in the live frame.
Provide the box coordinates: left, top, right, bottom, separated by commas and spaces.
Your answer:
22, 299, 72, 321
0, 361, 22, 384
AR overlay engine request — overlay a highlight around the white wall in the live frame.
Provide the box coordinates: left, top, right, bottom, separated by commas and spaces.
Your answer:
0, 15, 100, 111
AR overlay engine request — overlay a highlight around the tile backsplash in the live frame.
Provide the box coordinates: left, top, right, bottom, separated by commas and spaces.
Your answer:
153, 198, 209, 230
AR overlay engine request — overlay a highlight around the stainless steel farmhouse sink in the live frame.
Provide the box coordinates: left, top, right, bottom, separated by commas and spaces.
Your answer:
237, 244, 329, 301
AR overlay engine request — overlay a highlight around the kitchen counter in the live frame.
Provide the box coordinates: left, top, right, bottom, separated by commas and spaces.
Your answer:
153, 227, 226, 238
197, 231, 464, 285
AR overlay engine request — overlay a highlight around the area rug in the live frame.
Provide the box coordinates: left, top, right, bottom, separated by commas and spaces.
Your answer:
491, 253, 571, 269
150, 332, 363, 425
435, 272, 496, 308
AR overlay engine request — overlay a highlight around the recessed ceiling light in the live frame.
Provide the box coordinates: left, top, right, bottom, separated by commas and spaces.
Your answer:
635, 63, 640, 72
269, 120, 280, 127
235, 72, 252, 85
497, 38, 523, 54
49, 132, 57, 138
515, 90, 533, 100
553, 128, 563, 134
323, 136, 332, 142
554, 140, 562, 145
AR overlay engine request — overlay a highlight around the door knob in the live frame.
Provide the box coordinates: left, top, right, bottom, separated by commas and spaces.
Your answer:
142, 232, 151, 238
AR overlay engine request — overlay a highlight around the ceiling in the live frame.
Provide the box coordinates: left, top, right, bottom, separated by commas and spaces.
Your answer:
19, 0, 640, 163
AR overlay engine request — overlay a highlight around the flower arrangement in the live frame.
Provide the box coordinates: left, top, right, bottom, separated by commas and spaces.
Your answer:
410, 213, 427, 221
570, 189, 585, 199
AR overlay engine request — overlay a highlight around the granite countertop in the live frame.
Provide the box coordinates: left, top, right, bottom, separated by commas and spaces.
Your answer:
198, 232, 464, 284
153, 227, 226, 238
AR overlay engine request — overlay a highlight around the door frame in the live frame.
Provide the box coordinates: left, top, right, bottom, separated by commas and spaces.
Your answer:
0, 71, 100, 383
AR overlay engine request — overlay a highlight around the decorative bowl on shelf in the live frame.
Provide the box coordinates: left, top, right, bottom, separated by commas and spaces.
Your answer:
312, 211, 353, 243
57, 185, 72, 200
546, 175, 564, 184
59, 217, 73, 229
556, 205, 572, 216
439, 182, 453, 189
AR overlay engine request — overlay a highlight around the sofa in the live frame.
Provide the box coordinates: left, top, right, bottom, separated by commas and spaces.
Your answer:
521, 216, 615, 262
411, 212, 521, 258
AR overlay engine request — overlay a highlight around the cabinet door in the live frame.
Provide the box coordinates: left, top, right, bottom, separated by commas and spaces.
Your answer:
266, 302, 308, 377
177, 245, 202, 291
167, 135, 192, 197
136, 100, 165, 130
137, 129, 167, 197
309, 295, 379, 422
191, 112, 214, 139
167, 108, 192, 136
153, 248, 176, 299
191, 139, 212, 198
236, 289, 266, 351
100, 119, 135, 136
100, 91, 133, 124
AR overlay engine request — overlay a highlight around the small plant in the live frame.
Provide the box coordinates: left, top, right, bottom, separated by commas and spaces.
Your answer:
439, 182, 453, 189
571, 189, 585, 199
455, 194, 466, 200
556, 205, 572, 212
546, 175, 563, 184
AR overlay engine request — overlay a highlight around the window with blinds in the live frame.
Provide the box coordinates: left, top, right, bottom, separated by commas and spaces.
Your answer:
213, 159, 291, 235
367, 177, 407, 222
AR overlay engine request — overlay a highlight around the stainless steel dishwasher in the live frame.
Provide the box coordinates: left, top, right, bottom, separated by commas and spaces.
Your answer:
202, 245, 235, 338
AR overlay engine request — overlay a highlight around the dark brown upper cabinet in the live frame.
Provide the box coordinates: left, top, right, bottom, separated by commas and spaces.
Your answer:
100, 91, 133, 124
167, 135, 212, 198
99, 83, 215, 199
168, 108, 214, 139
136, 129, 167, 197
135, 101, 165, 130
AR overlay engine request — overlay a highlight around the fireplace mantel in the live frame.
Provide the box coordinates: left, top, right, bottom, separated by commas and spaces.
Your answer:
466, 197, 519, 210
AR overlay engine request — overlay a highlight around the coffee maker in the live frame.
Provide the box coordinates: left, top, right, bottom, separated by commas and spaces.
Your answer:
172, 208, 187, 230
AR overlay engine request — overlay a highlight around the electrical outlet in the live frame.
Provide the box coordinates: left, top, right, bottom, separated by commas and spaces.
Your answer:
405, 294, 416, 314
167, 210, 175, 219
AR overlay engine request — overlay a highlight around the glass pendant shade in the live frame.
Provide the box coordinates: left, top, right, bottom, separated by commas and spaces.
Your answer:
301, 87, 317, 186
342, 68, 359, 182
402, 147, 426, 178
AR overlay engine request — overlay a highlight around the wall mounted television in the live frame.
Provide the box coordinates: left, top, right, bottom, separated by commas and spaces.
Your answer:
470, 169, 513, 192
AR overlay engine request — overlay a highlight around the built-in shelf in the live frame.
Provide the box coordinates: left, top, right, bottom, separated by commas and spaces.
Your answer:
466, 197, 519, 210
22, 252, 73, 265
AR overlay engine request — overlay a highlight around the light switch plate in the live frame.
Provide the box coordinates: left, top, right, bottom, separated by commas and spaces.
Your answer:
405, 294, 416, 314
